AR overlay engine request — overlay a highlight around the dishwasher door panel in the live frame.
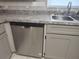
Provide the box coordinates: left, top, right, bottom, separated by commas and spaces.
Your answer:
11, 24, 44, 57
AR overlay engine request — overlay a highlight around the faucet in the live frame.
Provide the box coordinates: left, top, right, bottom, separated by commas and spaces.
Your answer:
67, 1, 72, 15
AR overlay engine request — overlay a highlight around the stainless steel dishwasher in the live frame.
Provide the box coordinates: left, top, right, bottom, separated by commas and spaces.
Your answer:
10, 22, 44, 58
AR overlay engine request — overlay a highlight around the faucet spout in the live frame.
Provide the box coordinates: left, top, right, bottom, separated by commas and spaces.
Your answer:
67, 1, 72, 15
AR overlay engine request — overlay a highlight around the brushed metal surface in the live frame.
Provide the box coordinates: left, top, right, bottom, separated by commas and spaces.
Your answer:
11, 23, 44, 57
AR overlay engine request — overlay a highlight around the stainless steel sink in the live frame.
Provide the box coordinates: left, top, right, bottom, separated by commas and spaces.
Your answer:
51, 15, 73, 21
62, 16, 73, 21
52, 16, 59, 20
71, 15, 79, 21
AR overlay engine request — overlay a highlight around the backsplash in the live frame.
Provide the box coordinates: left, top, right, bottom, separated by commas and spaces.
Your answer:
0, 1, 79, 16
0, 9, 49, 15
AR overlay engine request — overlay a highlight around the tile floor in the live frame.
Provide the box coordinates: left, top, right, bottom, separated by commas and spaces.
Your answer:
11, 53, 40, 59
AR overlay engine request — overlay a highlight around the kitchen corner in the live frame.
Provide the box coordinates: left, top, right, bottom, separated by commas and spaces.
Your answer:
0, 1, 79, 59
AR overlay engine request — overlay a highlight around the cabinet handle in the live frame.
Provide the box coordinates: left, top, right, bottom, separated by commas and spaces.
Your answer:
44, 53, 45, 56
45, 35, 47, 39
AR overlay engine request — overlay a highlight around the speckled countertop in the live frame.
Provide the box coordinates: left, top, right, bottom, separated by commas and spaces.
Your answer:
0, 14, 79, 26
0, 9, 79, 25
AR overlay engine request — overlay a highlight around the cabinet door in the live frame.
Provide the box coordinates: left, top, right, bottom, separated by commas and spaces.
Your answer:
45, 34, 70, 59
0, 33, 12, 59
45, 34, 79, 59
67, 36, 79, 59
11, 25, 44, 57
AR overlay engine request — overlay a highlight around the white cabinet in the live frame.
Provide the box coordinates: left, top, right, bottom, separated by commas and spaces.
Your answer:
0, 33, 12, 59
45, 34, 70, 59
45, 25, 79, 59
67, 36, 79, 59
0, 24, 5, 34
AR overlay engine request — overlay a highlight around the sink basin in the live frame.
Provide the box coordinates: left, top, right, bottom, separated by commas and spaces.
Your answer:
52, 16, 59, 20
51, 15, 73, 21
62, 16, 73, 21
71, 15, 79, 21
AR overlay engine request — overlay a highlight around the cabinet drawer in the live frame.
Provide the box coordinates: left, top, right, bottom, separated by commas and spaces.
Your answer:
46, 25, 79, 35
0, 24, 5, 34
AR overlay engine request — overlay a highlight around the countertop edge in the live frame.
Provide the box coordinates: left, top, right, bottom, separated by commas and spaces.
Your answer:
7, 19, 79, 26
